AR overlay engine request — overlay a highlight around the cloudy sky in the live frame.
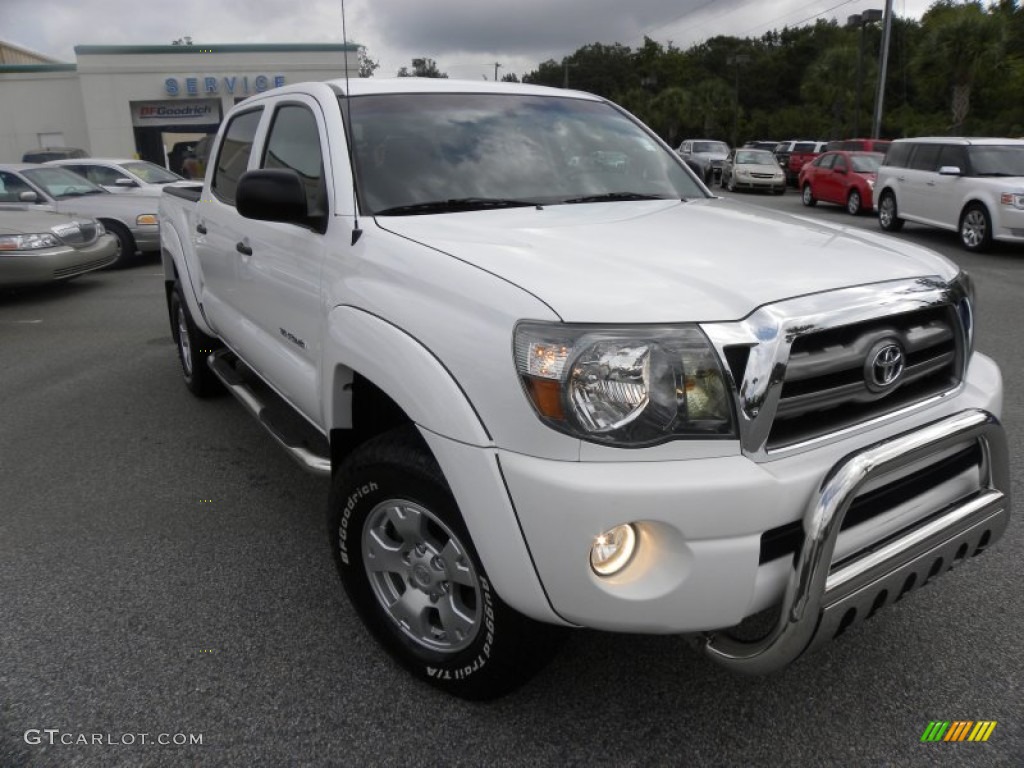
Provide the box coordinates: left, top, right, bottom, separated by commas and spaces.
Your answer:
2, 0, 935, 81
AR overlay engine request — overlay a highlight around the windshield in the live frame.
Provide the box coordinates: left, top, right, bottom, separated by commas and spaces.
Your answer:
692, 141, 729, 155
968, 145, 1024, 177
21, 167, 106, 198
851, 153, 884, 173
735, 150, 777, 166
122, 161, 182, 184
346, 93, 705, 215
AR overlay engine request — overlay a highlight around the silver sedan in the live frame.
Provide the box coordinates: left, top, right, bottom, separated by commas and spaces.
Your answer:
0, 210, 116, 288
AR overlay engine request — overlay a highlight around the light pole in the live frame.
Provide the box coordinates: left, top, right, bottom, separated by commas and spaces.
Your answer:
872, 0, 895, 138
726, 54, 750, 147
847, 9, 882, 138
494, 62, 502, 81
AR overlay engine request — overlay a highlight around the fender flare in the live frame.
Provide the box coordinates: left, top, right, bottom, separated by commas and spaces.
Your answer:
323, 305, 490, 446
161, 223, 215, 337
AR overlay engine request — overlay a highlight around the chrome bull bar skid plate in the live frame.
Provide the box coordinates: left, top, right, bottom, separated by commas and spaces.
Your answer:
697, 408, 1010, 674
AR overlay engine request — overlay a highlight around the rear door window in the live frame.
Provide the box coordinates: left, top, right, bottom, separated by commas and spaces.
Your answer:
211, 108, 264, 205
884, 142, 912, 168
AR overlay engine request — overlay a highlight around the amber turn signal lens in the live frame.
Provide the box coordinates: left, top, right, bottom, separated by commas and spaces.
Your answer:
525, 376, 565, 421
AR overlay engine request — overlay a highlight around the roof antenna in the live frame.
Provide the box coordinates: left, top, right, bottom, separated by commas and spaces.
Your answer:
341, 0, 362, 245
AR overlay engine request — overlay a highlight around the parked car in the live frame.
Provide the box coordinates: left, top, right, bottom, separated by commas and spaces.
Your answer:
799, 151, 884, 214
742, 140, 780, 152
720, 148, 786, 194
21, 147, 88, 163
46, 158, 183, 195
0, 209, 116, 287
876, 137, 1024, 252
0, 164, 160, 266
159, 79, 1009, 700
775, 140, 828, 186
677, 139, 730, 184
825, 138, 892, 154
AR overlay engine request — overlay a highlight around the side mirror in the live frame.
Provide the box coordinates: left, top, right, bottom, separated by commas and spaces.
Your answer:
938, 165, 962, 176
236, 169, 314, 228
835, 166, 848, 175
19, 191, 38, 203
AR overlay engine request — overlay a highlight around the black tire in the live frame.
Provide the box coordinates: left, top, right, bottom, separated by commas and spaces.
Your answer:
846, 189, 863, 216
329, 427, 566, 700
878, 191, 904, 232
773, 185, 785, 196
169, 286, 223, 397
101, 220, 136, 268
801, 184, 816, 207
959, 202, 993, 252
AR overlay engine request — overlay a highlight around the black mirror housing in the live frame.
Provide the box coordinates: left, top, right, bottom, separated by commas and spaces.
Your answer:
236, 169, 310, 226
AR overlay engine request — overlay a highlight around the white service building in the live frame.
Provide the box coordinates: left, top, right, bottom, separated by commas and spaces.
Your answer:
0, 43, 357, 166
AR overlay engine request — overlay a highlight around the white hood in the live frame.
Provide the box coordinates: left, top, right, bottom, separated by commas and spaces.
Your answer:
376, 198, 959, 323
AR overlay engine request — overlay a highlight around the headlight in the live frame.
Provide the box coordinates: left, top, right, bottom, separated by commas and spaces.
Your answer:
1000, 192, 1024, 209
0, 233, 60, 251
514, 322, 735, 446
866, 179, 876, 189
136, 214, 159, 226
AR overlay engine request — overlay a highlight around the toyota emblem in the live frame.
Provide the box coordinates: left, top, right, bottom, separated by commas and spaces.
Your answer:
865, 340, 905, 392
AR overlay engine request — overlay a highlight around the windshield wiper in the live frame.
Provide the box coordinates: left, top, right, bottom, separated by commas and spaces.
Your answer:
374, 198, 542, 216
974, 172, 1018, 177
560, 192, 677, 204
59, 189, 105, 197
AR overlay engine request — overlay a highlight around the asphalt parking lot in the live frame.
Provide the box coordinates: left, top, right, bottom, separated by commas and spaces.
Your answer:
1, 199, 1022, 766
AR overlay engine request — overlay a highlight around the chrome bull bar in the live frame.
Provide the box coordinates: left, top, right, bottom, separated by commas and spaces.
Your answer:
698, 408, 1010, 674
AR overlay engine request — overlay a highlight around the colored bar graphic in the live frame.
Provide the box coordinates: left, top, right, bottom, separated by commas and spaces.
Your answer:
921, 721, 950, 742
921, 721, 996, 742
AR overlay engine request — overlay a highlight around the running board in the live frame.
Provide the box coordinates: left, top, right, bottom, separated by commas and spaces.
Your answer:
207, 350, 331, 477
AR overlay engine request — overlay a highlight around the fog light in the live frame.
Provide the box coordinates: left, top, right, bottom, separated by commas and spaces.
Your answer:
590, 524, 637, 576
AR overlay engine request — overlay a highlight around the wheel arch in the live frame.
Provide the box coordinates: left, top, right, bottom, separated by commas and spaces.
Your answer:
323, 305, 491, 456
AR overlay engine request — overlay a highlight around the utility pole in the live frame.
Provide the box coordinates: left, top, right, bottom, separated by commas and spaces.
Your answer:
872, 0, 894, 139
494, 62, 502, 81
848, 9, 882, 138
726, 54, 750, 148
562, 58, 576, 89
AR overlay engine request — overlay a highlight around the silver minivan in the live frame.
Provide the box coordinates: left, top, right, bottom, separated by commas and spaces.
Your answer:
875, 137, 1024, 252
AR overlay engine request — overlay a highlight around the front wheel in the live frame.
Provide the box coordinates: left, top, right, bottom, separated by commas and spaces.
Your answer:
101, 221, 136, 268
801, 184, 816, 207
878, 192, 904, 231
846, 189, 863, 216
960, 203, 993, 252
329, 428, 566, 700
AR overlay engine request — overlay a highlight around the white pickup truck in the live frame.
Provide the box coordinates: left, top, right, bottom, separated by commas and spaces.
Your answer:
160, 78, 1010, 700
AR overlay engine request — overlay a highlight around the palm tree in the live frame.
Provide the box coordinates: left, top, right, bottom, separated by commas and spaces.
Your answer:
913, 1, 1005, 133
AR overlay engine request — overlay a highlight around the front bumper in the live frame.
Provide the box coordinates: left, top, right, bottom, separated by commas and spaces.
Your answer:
497, 353, 1006, 639
733, 176, 786, 192
0, 234, 117, 287
130, 224, 161, 253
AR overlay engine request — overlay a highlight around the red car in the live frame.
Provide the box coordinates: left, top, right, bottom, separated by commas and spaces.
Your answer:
799, 150, 885, 215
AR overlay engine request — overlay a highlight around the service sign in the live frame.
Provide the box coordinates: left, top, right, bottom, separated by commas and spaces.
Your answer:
164, 75, 286, 97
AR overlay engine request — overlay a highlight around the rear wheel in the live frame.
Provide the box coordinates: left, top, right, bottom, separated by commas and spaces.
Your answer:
329, 427, 566, 700
878, 191, 904, 231
959, 203, 993, 252
846, 189, 863, 216
801, 184, 816, 207
169, 286, 222, 397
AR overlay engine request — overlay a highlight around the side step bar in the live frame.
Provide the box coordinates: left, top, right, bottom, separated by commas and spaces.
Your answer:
208, 350, 331, 477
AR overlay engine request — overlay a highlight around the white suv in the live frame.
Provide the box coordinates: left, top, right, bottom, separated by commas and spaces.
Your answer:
875, 137, 1024, 251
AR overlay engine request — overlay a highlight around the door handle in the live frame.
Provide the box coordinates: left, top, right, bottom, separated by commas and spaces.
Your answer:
926, 181, 936, 186
196, 223, 207, 235
236, 242, 252, 256
896, 175, 906, 182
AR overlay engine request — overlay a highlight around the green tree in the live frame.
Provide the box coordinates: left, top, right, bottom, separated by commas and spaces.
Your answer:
397, 58, 448, 78
801, 45, 861, 138
913, 1, 1005, 133
358, 48, 380, 78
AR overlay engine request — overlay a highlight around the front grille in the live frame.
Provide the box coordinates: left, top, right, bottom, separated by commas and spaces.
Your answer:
50, 220, 98, 247
53, 255, 113, 279
767, 307, 961, 449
